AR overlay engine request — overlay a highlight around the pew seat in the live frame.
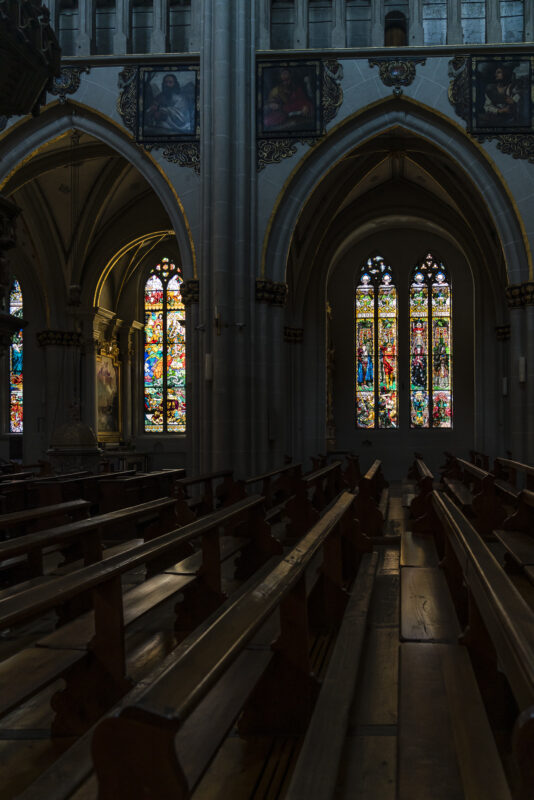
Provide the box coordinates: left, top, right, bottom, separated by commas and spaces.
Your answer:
398, 642, 511, 800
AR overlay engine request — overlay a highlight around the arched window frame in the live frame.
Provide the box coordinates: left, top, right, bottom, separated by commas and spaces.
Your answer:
143, 257, 186, 434
9, 279, 23, 435
409, 253, 453, 429
355, 255, 398, 429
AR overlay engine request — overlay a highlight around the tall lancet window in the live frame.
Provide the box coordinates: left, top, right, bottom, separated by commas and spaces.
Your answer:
410, 253, 452, 429
9, 280, 23, 434
144, 258, 186, 433
355, 256, 398, 429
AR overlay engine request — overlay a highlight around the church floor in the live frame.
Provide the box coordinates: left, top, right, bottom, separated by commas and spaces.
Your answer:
0, 485, 518, 799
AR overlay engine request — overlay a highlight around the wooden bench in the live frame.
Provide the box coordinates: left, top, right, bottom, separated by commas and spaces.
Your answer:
173, 469, 239, 521
493, 489, 534, 583
86, 491, 372, 799
0, 498, 90, 541
354, 459, 388, 538
285, 461, 344, 542
432, 489, 534, 799
98, 468, 185, 512
494, 457, 534, 507
0, 495, 281, 737
407, 455, 434, 520
442, 456, 506, 538
283, 550, 379, 800
470, 449, 489, 471
0, 496, 183, 587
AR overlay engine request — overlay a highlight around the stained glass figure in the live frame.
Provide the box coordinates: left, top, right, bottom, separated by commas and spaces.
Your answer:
410, 253, 452, 429
144, 258, 186, 433
9, 280, 23, 434
355, 256, 398, 429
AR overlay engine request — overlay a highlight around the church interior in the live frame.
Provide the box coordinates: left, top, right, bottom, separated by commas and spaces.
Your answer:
0, 1, 534, 797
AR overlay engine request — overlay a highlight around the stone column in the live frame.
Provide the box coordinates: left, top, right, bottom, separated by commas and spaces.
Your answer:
190, 0, 201, 49
114, 0, 129, 53
284, 326, 304, 461
526, 0, 534, 42
256, 0, 270, 49
409, 0, 424, 45
371, 0, 384, 46
180, 279, 200, 474
331, 0, 346, 47
523, 282, 534, 464
295, 0, 307, 47
447, 0, 462, 43
505, 285, 526, 462
77, 0, 94, 55
199, 1, 256, 476
486, 0, 501, 43
151, 0, 167, 52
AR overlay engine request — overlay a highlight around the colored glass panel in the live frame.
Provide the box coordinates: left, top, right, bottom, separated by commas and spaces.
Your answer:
355, 256, 397, 429
410, 253, 452, 429
378, 280, 397, 429
144, 259, 186, 433
9, 280, 23, 434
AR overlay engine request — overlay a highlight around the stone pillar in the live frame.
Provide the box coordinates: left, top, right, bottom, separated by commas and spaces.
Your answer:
78, 0, 94, 55
118, 321, 142, 444
256, 280, 288, 471
295, 0, 307, 47
526, 0, 534, 42
523, 282, 534, 464
114, 0, 129, 53
190, 0, 201, 49
151, 0, 167, 52
505, 285, 526, 462
284, 326, 304, 461
486, 0, 501, 43
371, 0, 384, 46
331, 0, 346, 47
409, 0, 424, 45
447, 0, 462, 43
256, 0, 270, 49
199, 1, 256, 476
180, 279, 200, 474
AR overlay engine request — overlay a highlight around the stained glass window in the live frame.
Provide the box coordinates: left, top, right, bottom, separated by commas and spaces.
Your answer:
9, 280, 23, 434
410, 253, 452, 429
144, 258, 186, 433
355, 256, 398, 429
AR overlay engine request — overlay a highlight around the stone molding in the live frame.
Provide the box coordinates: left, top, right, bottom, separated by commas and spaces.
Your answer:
180, 279, 199, 306
522, 281, 534, 306
495, 325, 510, 341
256, 279, 288, 307
36, 330, 83, 347
284, 326, 304, 343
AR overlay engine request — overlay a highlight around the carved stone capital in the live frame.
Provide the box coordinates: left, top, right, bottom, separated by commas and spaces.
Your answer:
256, 279, 288, 307
505, 284, 524, 309
180, 279, 199, 306
495, 324, 510, 341
36, 330, 83, 347
521, 281, 534, 306
284, 326, 303, 343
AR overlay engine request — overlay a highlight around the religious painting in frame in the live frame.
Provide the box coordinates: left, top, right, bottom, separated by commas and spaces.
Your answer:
470, 55, 533, 134
137, 65, 200, 143
96, 351, 121, 442
257, 60, 322, 139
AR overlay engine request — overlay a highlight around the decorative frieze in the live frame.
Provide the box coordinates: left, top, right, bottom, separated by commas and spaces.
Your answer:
256, 279, 288, 307
505, 284, 524, 308
522, 281, 534, 305
180, 279, 200, 306
36, 330, 83, 347
284, 326, 304, 343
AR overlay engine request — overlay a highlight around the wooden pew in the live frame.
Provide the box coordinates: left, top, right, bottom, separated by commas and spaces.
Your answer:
173, 469, 240, 523
98, 468, 185, 512
442, 456, 506, 538
0, 495, 281, 737
432, 490, 534, 800
470, 449, 489, 471
0, 497, 182, 587
493, 490, 534, 584
285, 461, 344, 542
354, 459, 388, 538
407, 454, 434, 520
0, 498, 90, 541
494, 457, 534, 507
87, 491, 372, 799
241, 462, 302, 510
